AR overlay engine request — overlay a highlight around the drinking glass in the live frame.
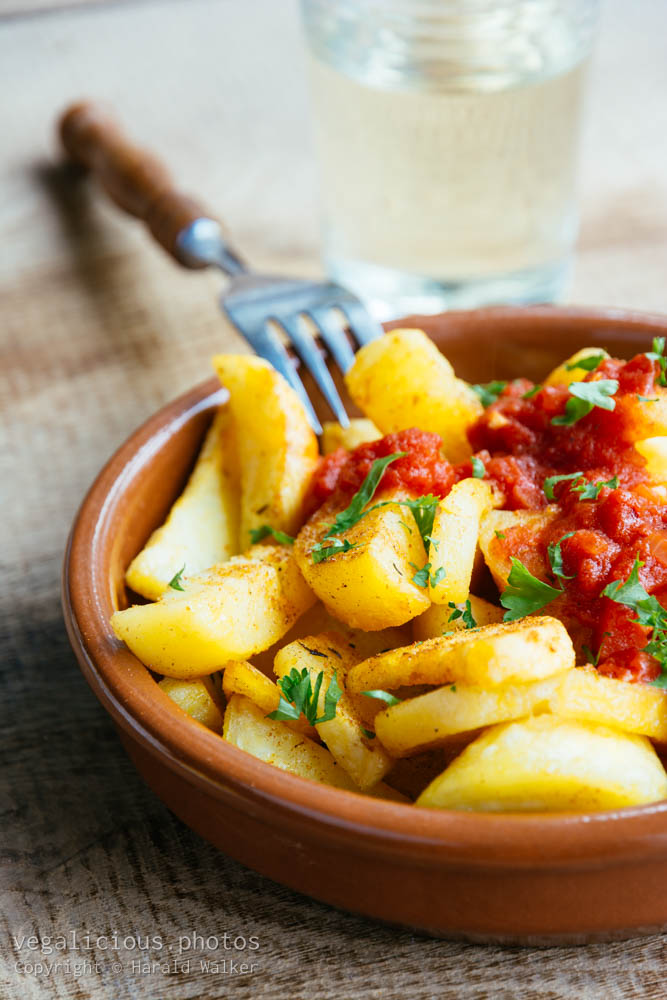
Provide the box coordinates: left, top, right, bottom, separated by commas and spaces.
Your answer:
301, 0, 599, 318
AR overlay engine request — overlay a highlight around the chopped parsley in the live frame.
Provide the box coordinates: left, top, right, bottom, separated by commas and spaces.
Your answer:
471, 456, 486, 479
500, 557, 563, 622
362, 689, 402, 707
645, 336, 667, 387
410, 562, 445, 588
494, 529, 506, 540
571, 475, 619, 500
447, 599, 478, 629
543, 471, 584, 501
551, 379, 619, 427
311, 537, 358, 563
601, 558, 667, 686
323, 452, 406, 537
547, 532, 575, 580
582, 645, 601, 666
310, 449, 450, 565
522, 384, 542, 400
249, 525, 294, 545
361, 727, 376, 739
268, 667, 343, 725
168, 565, 186, 591
543, 471, 619, 502
471, 381, 507, 407
565, 353, 606, 372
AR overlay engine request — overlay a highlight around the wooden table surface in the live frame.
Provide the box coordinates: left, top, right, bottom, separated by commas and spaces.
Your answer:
3, 1, 667, 997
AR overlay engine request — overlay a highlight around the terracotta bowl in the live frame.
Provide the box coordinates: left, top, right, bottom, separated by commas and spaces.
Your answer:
63, 306, 667, 945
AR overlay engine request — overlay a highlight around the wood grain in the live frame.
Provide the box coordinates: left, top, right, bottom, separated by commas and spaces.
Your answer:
2, 0, 667, 997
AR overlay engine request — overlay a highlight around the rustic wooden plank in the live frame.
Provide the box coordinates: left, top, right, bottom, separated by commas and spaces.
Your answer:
2, 0, 667, 997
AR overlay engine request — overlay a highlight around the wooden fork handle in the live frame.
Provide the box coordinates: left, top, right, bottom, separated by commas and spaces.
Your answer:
59, 101, 217, 267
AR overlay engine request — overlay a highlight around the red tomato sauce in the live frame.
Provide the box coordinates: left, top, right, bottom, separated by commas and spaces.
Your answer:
306, 351, 666, 682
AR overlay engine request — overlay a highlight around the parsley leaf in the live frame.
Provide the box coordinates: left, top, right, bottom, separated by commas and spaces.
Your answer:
168, 565, 186, 591
471, 381, 507, 407
268, 666, 343, 725
447, 599, 478, 629
646, 336, 667, 387
362, 689, 402, 707
522, 384, 542, 400
471, 456, 486, 479
361, 727, 376, 739
565, 353, 606, 372
249, 525, 295, 545
571, 475, 619, 500
494, 529, 506, 540
311, 537, 358, 563
601, 557, 667, 685
551, 380, 619, 426
543, 471, 618, 502
325, 452, 406, 537
501, 558, 563, 622
310, 453, 405, 562
547, 531, 575, 579
543, 471, 584, 501
410, 562, 445, 588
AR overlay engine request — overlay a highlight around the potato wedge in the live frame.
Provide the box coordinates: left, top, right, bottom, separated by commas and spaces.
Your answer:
549, 666, 667, 741
417, 715, 667, 811
635, 437, 667, 484
321, 419, 381, 454
479, 506, 558, 590
347, 616, 574, 694
344, 328, 482, 462
428, 479, 496, 604
253, 600, 412, 674
622, 390, 667, 442
158, 676, 224, 732
412, 594, 504, 641
212, 354, 318, 542
543, 347, 610, 388
294, 491, 430, 630
126, 408, 240, 600
374, 673, 565, 756
223, 694, 360, 790
222, 660, 316, 738
111, 545, 315, 678
274, 634, 394, 789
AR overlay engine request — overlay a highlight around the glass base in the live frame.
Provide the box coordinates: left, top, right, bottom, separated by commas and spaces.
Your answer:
325, 255, 572, 321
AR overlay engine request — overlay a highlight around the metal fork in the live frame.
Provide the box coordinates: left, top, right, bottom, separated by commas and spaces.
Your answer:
59, 102, 384, 433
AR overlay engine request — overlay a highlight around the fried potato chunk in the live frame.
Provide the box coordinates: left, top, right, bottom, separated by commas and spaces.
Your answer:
347, 616, 574, 694
344, 328, 482, 462
294, 491, 430, 630
321, 419, 381, 454
635, 436, 667, 484
417, 715, 667, 811
429, 478, 497, 604
374, 674, 565, 756
412, 594, 504, 641
549, 666, 667, 742
111, 546, 315, 678
274, 633, 394, 789
543, 347, 610, 387
126, 408, 240, 600
223, 694, 360, 790
158, 676, 224, 732
212, 354, 318, 543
